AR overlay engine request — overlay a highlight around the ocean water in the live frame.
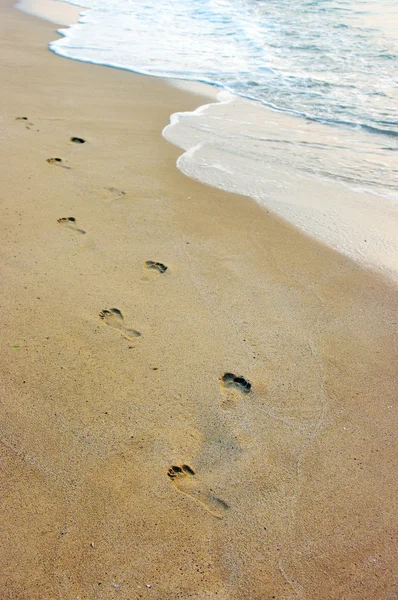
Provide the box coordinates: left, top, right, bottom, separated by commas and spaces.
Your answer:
48, 0, 398, 275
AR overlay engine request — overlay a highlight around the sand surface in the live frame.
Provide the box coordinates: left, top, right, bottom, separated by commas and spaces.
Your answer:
1, 2, 397, 598
15, 0, 83, 25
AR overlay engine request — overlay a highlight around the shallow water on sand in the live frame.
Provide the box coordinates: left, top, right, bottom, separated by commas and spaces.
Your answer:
17, 0, 398, 278
38, 0, 398, 276
163, 91, 398, 278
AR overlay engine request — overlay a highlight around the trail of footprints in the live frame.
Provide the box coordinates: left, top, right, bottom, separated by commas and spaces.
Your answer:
46, 128, 254, 519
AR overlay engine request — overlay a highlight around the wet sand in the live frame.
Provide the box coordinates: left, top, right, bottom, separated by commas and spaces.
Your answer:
0, 1, 397, 598
15, 0, 83, 25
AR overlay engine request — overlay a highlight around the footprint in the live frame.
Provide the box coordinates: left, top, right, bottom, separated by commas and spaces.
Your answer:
167, 464, 229, 520
144, 260, 168, 274
47, 158, 70, 169
70, 137, 85, 144
105, 187, 126, 199
221, 373, 251, 394
16, 116, 33, 125
16, 116, 34, 128
57, 217, 86, 234
99, 308, 141, 340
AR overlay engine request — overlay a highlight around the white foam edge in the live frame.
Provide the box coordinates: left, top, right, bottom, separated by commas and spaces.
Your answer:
163, 90, 234, 146
162, 95, 398, 282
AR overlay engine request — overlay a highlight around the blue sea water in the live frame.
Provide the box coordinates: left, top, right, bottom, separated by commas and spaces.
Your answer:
48, 0, 398, 274
50, 0, 398, 198
52, 0, 397, 137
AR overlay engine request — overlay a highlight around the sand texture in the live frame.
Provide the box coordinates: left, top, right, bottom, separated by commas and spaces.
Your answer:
1, 2, 397, 598
15, 0, 84, 25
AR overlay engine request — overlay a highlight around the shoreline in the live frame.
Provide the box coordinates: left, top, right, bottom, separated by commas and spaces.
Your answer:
163, 90, 398, 282
1, 1, 397, 599
17, 0, 398, 281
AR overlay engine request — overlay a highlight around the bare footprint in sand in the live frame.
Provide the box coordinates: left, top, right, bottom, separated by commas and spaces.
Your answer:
102, 187, 126, 204
144, 260, 168, 274
99, 308, 141, 340
220, 373, 251, 410
47, 157, 70, 169
167, 464, 229, 519
16, 116, 33, 127
57, 217, 86, 234
105, 187, 126, 199
221, 373, 251, 394
70, 137, 85, 144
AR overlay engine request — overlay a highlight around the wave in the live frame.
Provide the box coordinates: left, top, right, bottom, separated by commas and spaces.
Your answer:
50, 0, 397, 138
45, 0, 398, 278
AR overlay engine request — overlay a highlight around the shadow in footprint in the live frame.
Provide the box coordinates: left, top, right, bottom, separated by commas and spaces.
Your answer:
144, 260, 168, 274
70, 137, 85, 144
167, 464, 229, 520
105, 187, 126, 199
220, 373, 251, 410
16, 116, 33, 128
99, 308, 141, 340
47, 158, 70, 170
16, 116, 33, 125
57, 217, 86, 235
221, 373, 251, 394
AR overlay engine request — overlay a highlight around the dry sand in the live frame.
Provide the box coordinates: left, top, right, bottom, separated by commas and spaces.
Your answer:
0, 2, 397, 598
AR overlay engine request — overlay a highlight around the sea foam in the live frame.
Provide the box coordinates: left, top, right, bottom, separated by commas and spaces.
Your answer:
30, 0, 398, 277
163, 92, 398, 278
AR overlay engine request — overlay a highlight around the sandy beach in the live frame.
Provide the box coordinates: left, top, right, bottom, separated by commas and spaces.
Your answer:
1, 1, 397, 598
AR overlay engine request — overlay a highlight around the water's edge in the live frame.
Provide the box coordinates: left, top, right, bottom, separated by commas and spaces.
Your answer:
163, 91, 398, 280
14, 0, 398, 282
